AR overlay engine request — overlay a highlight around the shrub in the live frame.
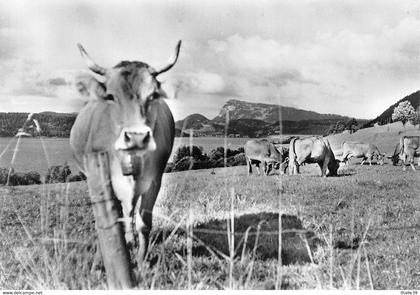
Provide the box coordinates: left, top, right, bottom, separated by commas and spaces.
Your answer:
68, 171, 87, 182
227, 153, 247, 167
208, 147, 244, 162
45, 163, 72, 183
164, 162, 175, 173
0, 168, 9, 185
23, 171, 42, 185
173, 145, 206, 163
174, 156, 194, 171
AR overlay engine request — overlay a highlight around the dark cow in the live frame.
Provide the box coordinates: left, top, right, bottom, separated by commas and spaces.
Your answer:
244, 139, 288, 176
341, 141, 385, 166
388, 136, 420, 171
289, 136, 340, 177
70, 41, 181, 261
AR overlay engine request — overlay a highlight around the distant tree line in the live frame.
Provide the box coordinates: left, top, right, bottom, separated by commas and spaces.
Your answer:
324, 118, 363, 135
0, 163, 86, 186
0, 112, 76, 137
0, 145, 247, 186
165, 145, 246, 172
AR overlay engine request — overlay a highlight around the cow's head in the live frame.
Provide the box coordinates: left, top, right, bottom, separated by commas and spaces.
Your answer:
75, 41, 181, 174
387, 153, 401, 165
377, 153, 386, 165
327, 158, 341, 176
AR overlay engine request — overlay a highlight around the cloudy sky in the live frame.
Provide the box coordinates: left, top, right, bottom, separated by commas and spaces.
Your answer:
1, 0, 420, 120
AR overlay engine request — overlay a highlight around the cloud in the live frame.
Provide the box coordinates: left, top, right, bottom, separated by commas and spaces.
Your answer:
166, 71, 226, 98
1, 1, 420, 120
0, 94, 84, 113
47, 77, 68, 86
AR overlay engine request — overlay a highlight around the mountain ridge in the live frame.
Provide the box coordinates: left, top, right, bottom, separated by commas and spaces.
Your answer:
211, 99, 351, 123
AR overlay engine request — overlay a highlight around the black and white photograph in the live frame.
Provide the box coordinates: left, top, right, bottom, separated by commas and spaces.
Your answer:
0, 0, 419, 291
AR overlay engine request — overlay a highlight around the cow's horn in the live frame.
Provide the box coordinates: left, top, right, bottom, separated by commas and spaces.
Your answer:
153, 40, 182, 76
77, 43, 107, 76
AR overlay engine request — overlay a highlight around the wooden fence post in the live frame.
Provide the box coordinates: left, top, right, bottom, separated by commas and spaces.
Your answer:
83, 152, 135, 289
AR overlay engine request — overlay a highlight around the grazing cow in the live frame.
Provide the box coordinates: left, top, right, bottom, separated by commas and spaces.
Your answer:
388, 136, 420, 171
289, 136, 340, 177
244, 139, 288, 176
341, 141, 385, 166
70, 41, 181, 261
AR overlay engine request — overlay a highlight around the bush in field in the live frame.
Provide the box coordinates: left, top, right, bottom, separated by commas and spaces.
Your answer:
0, 169, 40, 186
45, 163, 72, 183
227, 153, 247, 167
0, 165, 87, 186
173, 156, 211, 171
0, 168, 40, 186
162, 146, 248, 173
67, 171, 87, 182
22, 171, 42, 185
164, 162, 175, 173
173, 145, 206, 163
174, 156, 194, 171
0, 168, 9, 185
208, 147, 244, 162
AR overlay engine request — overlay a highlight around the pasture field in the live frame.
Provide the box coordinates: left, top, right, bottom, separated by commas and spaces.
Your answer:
0, 122, 419, 290
0, 162, 419, 289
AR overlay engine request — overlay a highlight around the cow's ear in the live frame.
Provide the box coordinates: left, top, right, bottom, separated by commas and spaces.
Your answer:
75, 73, 106, 101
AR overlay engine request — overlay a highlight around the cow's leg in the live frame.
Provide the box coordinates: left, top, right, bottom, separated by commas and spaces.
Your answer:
360, 157, 366, 166
294, 161, 300, 175
402, 153, 407, 171
134, 178, 160, 264
265, 162, 273, 176
408, 152, 416, 171
320, 157, 329, 177
255, 162, 261, 175
280, 159, 288, 175
110, 172, 136, 247
341, 153, 349, 165
246, 158, 252, 176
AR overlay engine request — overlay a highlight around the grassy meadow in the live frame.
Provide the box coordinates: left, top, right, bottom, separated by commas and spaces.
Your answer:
0, 122, 419, 289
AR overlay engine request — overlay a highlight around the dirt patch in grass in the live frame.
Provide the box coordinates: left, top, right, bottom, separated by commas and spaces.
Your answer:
153, 212, 323, 265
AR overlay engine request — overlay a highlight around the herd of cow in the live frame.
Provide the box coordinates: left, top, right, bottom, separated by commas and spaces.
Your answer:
244, 135, 420, 177
68, 41, 419, 278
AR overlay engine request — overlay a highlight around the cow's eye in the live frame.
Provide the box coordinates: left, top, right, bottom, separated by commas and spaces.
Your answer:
150, 92, 160, 100
103, 94, 115, 101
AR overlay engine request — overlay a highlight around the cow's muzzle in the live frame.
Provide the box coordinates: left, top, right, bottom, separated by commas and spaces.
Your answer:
124, 130, 151, 150
115, 126, 157, 152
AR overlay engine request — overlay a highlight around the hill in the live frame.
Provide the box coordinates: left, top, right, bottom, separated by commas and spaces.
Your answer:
176, 99, 360, 137
0, 112, 76, 137
365, 90, 420, 127
175, 113, 212, 130
212, 99, 350, 123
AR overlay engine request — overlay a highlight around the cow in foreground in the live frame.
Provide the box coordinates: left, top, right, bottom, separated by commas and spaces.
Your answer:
388, 136, 420, 171
289, 136, 340, 177
340, 141, 385, 166
244, 139, 288, 176
70, 41, 181, 262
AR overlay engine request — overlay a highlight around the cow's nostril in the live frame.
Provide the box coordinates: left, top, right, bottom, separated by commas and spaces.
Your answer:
142, 131, 150, 145
124, 132, 131, 143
